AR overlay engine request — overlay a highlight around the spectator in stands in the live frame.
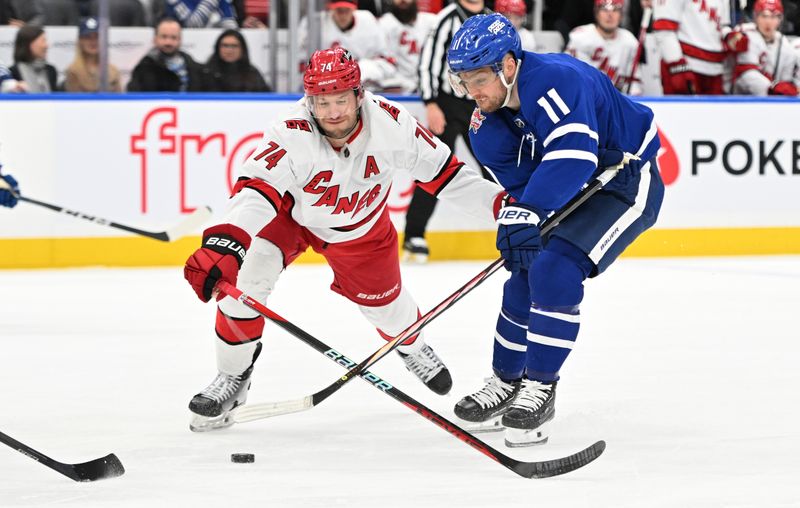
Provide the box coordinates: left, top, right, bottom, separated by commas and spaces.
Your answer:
64, 17, 122, 92
10, 25, 58, 93
204, 29, 271, 91
298, 0, 395, 91
1, 0, 45, 26
127, 17, 207, 91
653, 0, 746, 94
378, 0, 437, 93
495, 0, 536, 50
566, 0, 642, 94
733, 0, 799, 96
164, 0, 238, 28
1, 64, 27, 92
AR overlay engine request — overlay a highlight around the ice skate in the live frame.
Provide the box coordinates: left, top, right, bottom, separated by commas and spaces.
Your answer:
398, 343, 452, 395
502, 379, 556, 447
454, 374, 520, 433
402, 237, 429, 264
189, 365, 254, 432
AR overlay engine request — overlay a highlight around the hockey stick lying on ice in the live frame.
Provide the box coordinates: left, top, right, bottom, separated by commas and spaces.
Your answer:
229, 160, 628, 422
0, 430, 125, 482
217, 281, 606, 478
0, 178, 211, 242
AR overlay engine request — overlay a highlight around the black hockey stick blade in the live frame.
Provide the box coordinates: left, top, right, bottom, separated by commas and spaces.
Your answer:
511, 440, 606, 478
0, 430, 125, 482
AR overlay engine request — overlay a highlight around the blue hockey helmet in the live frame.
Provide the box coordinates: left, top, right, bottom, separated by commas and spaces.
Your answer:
447, 13, 523, 75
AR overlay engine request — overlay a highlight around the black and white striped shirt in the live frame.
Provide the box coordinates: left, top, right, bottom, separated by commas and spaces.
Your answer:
417, 2, 492, 103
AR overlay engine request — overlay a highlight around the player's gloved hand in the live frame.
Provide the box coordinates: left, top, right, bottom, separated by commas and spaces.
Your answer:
661, 59, 697, 94
769, 81, 798, 96
0, 173, 20, 208
723, 31, 748, 53
184, 224, 251, 302
496, 203, 543, 273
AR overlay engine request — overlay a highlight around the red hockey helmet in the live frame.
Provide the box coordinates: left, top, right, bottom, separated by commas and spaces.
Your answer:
595, 0, 623, 10
303, 47, 362, 97
495, 0, 527, 17
754, 0, 784, 14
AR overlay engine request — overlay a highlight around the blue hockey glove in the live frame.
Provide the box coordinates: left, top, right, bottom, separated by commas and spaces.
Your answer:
0, 173, 20, 208
496, 203, 543, 273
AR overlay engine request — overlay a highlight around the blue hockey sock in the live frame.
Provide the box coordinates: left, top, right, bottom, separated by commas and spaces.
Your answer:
525, 238, 593, 382
491, 272, 530, 381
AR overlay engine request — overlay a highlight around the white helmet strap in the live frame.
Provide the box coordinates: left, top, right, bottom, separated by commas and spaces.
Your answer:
499, 58, 521, 109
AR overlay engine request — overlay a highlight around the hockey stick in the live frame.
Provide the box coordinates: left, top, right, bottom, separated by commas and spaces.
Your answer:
229, 163, 626, 422
217, 282, 606, 478
626, 6, 652, 94
0, 430, 125, 482
0, 178, 212, 241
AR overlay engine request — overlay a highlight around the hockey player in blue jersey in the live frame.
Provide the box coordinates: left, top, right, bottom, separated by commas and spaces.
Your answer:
446, 13, 665, 447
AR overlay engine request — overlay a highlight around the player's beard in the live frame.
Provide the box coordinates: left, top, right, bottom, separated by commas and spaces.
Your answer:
391, 2, 418, 24
319, 115, 360, 141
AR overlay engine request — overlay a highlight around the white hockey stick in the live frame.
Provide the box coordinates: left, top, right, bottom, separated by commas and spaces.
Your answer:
1, 178, 212, 241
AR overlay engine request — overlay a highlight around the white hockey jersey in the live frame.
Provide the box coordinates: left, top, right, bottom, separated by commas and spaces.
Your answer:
653, 0, 732, 76
378, 11, 437, 93
224, 92, 504, 244
299, 10, 396, 86
733, 23, 800, 95
565, 23, 641, 94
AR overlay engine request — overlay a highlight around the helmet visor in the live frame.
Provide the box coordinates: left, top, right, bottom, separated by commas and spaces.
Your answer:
447, 67, 500, 97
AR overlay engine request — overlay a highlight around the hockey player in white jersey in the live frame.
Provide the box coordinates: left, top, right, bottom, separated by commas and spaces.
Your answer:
378, 0, 437, 93
566, 0, 642, 94
299, 0, 396, 90
653, 0, 745, 94
495, 0, 536, 51
732, 0, 799, 96
183, 47, 509, 432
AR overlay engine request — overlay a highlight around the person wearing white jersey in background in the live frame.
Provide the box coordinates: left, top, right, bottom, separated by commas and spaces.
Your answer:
495, 0, 536, 51
298, 0, 396, 91
653, 0, 744, 94
378, 0, 438, 93
566, 0, 642, 95
182, 47, 510, 433
733, 0, 799, 96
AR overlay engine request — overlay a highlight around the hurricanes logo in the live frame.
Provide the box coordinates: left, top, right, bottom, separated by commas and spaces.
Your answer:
469, 108, 485, 133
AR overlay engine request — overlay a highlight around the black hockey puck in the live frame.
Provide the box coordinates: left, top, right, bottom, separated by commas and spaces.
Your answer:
231, 453, 255, 463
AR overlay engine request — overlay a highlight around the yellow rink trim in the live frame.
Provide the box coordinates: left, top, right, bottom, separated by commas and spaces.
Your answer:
0, 227, 799, 269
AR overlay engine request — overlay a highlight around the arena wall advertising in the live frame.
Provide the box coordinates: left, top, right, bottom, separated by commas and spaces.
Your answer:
0, 95, 798, 268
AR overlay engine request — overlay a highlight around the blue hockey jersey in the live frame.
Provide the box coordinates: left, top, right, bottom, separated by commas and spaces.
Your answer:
469, 51, 659, 213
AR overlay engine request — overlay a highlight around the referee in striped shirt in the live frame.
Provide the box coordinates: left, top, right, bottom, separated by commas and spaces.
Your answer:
402, 0, 492, 262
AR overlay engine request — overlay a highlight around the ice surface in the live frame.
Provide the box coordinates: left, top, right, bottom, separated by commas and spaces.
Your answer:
1, 257, 799, 507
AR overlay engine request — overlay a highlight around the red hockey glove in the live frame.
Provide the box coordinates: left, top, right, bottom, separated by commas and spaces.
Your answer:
184, 224, 251, 302
769, 81, 798, 96
723, 31, 748, 53
661, 59, 698, 94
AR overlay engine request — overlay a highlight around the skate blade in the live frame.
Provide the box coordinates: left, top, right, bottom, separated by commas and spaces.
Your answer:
504, 421, 551, 448
189, 410, 236, 433
457, 415, 504, 434
402, 251, 428, 264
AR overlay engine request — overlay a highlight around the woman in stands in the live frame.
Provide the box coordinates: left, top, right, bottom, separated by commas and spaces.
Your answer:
204, 30, 271, 92
64, 18, 122, 93
9, 25, 57, 93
